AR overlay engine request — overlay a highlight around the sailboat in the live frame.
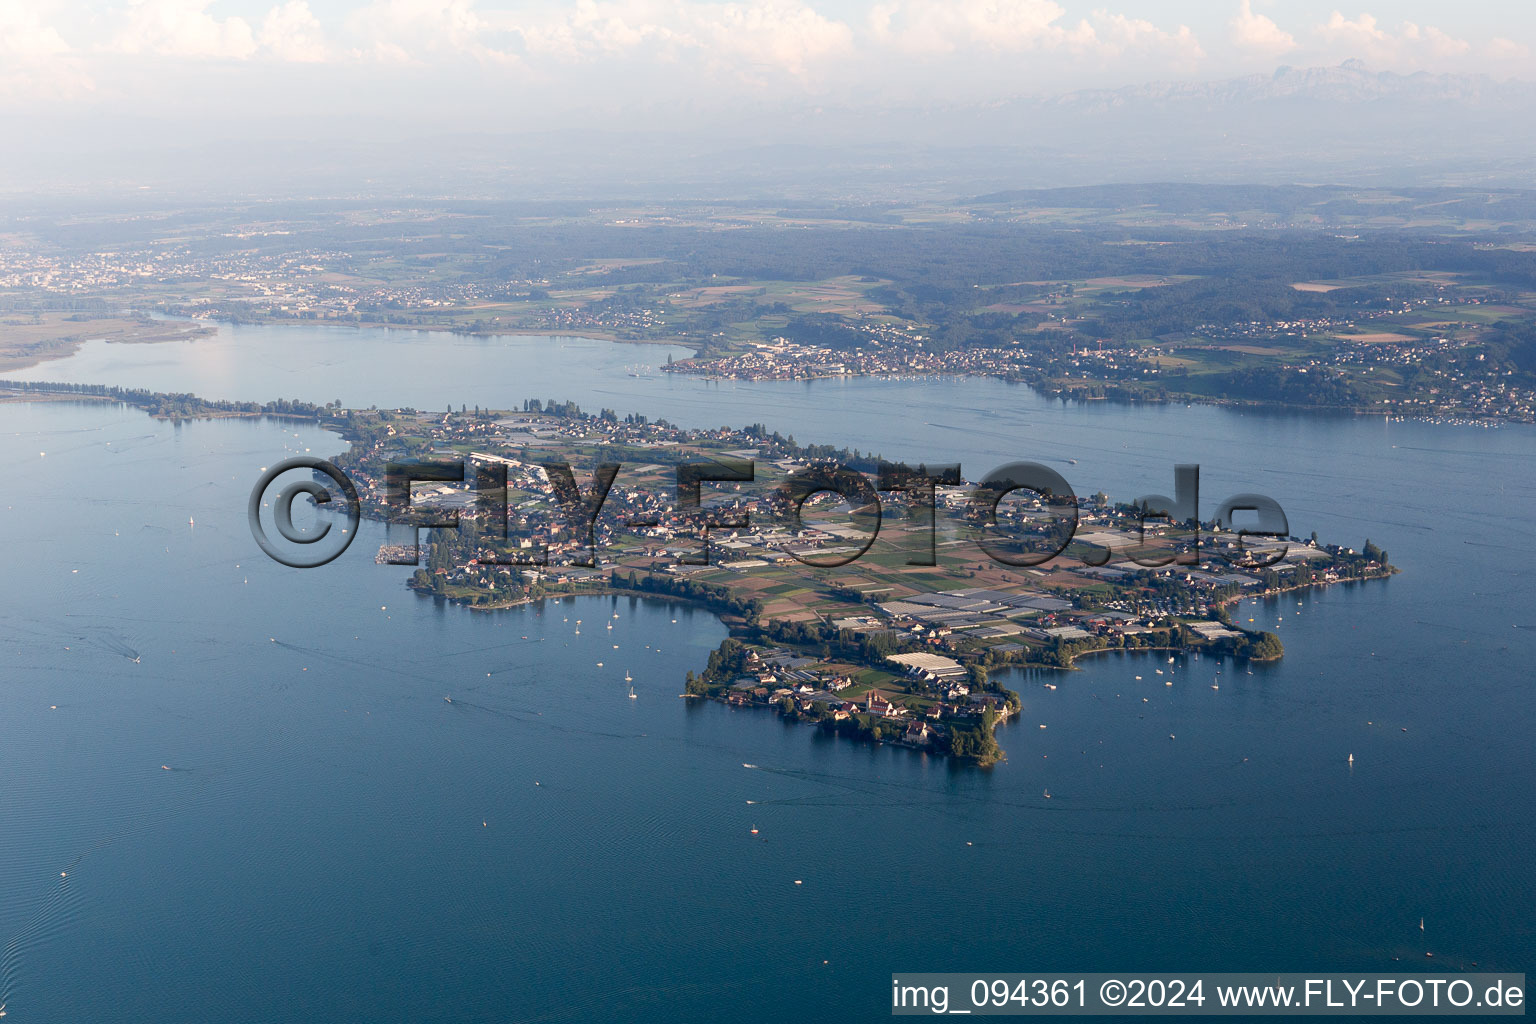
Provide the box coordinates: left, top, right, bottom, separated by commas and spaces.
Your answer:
627, 684, 637, 700
624, 670, 633, 682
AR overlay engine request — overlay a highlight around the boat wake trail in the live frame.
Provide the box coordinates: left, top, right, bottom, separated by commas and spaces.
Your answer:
0, 866, 86, 1011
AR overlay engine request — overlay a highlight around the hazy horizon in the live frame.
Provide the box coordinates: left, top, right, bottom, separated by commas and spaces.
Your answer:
6, 2, 1536, 198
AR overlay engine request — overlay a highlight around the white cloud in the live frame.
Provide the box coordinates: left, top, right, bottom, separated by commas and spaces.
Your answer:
512, 1, 679, 59
1486, 36, 1530, 61
1316, 11, 1473, 65
1090, 10, 1202, 62
862, 1, 1202, 64
1400, 22, 1469, 57
108, 0, 334, 61
260, 1, 328, 62
348, 0, 509, 63
1317, 10, 1385, 47
694, 1, 853, 75
867, 0, 1081, 55
0, 0, 72, 59
1230, 0, 1293, 55
0, 0, 1530, 113
111, 0, 259, 58
0, 1, 91, 100
503, 0, 851, 80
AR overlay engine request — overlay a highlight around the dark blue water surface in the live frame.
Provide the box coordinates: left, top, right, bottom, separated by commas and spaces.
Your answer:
0, 325, 1532, 1022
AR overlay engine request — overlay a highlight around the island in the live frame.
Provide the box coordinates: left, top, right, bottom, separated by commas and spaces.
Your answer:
320, 399, 1396, 767
0, 377, 1399, 765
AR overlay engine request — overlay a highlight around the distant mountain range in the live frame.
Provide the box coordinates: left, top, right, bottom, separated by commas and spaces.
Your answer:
1044, 60, 1536, 111
879, 61, 1536, 193
4, 61, 1534, 200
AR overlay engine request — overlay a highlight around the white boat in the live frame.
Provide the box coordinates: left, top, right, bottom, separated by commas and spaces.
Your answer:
1348, 753, 1354, 764
627, 685, 637, 700
624, 670, 632, 682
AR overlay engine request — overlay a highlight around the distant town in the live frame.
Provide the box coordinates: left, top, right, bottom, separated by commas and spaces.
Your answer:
3, 191, 1535, 424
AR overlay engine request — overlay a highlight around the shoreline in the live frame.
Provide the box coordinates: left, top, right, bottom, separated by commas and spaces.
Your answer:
0, 312, 696, 376
662, 362, 1520, 426
163, 313, 699, 353
0, 317, 218, 375
1047, 568, 1397, 670
0, 383, 339, 425
0, 314, 1519, 425
404, 566, 1397, 764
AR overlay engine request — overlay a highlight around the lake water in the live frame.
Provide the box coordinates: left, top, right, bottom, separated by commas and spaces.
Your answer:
1, 325, 1533, 1022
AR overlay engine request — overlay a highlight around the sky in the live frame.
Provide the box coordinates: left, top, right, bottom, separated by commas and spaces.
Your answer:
2, 0, 1532, 123
3, 1, 1534, 198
